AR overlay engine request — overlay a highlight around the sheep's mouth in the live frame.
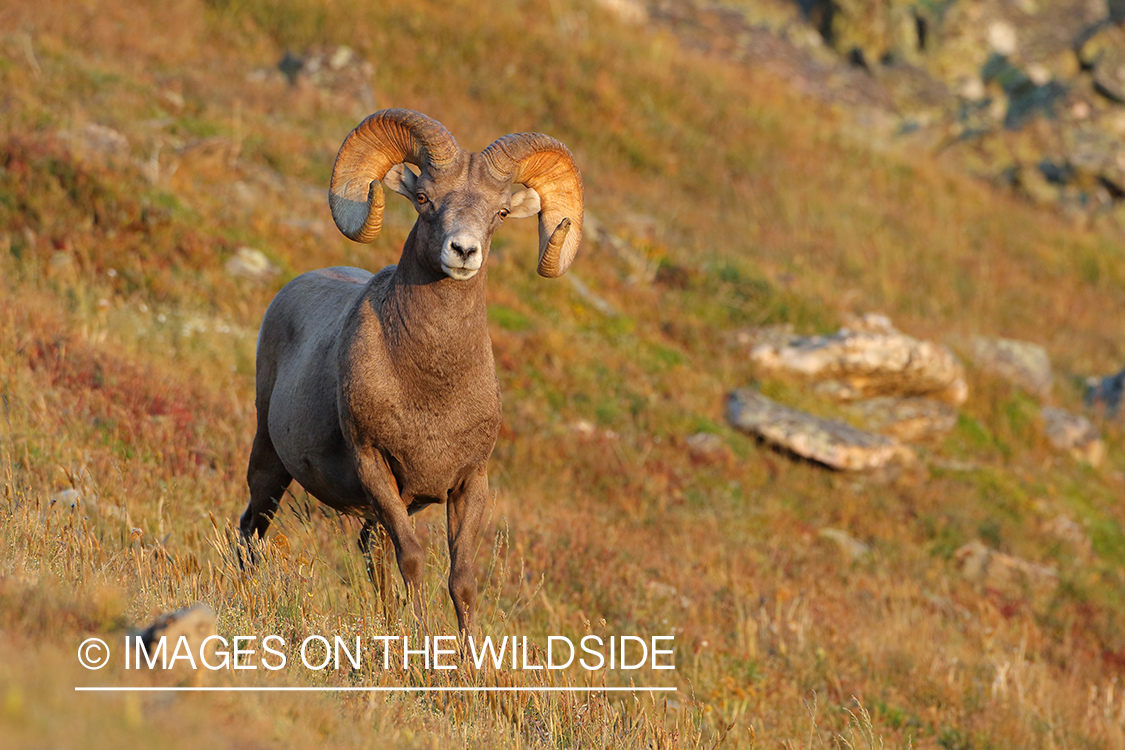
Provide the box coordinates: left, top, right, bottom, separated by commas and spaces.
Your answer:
441, 263, 480, 280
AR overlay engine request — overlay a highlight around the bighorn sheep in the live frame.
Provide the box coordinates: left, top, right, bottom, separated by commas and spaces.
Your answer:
239, 109, 583, 633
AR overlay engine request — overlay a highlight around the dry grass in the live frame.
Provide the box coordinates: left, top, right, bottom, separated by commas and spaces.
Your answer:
1, 0, 1124, 747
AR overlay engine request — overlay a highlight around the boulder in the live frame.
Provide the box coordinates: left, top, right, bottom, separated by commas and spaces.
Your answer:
748, 315, 967, 404
1041, 407, 1105, 466
969, 336, 1053, 397
132, 603, 218, 683
727, 389, 914, 471
136, 603, 217, 652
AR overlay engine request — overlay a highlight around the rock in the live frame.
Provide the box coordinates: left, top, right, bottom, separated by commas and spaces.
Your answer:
271, 46, 376, 107
328, 45, 355, 71
1041, 514, 1090, 555
133, 604, 218, 680
1086, 367, 1124, 418
727, 389, 914, 471
969, 336, 1053, 397
987, 21, 1018, 56
1083, 25, 1125, 104
595, 0, 648, 25
730, 324, 796, 350
844, 396, 959, 442
749, 316, 967, 404
644, 580, 678, 598
685, 432, 728, 462
818, 528, 871, 560
840, 311, 895, 334
60, 123, 130, 164
278, 51, 304, 85
954, 540, 1058, 598
225, 247, 279, 282
980, 54, 1067, 131
1041, 407, 1105, 466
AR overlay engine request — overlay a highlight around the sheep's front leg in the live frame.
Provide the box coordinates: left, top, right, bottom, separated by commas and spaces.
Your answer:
447, 465, 488, 635
355, 450, 426, 626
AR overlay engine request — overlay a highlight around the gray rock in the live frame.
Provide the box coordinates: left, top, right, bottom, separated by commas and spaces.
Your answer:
844, 396, 959, 442
1086, 367, 1124, 418
685, 432, 727, 462
1041, 407, 1105, 466
749, 316, 967, 404
134, 603, 218, 677
137, 603, 216, 649
727, 389, 914, 471
969, 336, 1053, 398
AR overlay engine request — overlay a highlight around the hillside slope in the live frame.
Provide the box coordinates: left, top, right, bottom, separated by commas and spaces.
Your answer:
1, 0, 1124, 747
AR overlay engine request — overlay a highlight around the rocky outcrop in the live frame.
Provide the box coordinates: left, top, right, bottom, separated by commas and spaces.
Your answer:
646, 0, 1125, 227
748, 314, 968, 405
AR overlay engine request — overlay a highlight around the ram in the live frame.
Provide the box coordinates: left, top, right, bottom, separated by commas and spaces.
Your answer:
239, 109, 583, 633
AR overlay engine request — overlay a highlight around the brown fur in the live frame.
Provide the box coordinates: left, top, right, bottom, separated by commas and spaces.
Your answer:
240, 149, 559, 633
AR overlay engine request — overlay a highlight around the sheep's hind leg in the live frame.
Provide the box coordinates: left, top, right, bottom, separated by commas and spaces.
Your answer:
240, 431, 292, 543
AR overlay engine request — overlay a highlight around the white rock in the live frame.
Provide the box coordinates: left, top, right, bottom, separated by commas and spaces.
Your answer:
749, 318, 967, 404
225, 247, 279, 282
988, 21, 1018, 56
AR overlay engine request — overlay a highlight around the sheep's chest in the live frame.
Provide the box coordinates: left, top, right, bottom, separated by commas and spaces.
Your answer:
349, 375, 501, 505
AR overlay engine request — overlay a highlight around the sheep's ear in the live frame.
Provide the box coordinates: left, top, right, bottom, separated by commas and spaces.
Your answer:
508, 186, 541, 219
383, 163, 418, 198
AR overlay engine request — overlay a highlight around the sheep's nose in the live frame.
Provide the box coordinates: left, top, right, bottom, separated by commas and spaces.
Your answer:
449, 239, 480, 260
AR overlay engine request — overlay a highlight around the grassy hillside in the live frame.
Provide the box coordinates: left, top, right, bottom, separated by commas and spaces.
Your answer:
1, 0, 1124, 747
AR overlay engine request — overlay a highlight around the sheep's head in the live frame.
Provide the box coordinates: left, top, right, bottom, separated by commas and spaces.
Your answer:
329, 109, 583, 281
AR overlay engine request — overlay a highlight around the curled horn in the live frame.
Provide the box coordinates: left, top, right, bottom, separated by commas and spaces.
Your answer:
481, 134, 583, 278
329, 109, 461, 243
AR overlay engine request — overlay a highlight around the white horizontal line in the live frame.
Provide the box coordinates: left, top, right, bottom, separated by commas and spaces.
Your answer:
75, 686, 677, 693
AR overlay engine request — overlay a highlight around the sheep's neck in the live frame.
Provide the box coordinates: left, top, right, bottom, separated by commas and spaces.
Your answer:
377, 245, 491, 385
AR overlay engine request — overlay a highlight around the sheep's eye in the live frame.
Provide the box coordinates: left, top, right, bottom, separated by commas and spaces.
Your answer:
416, 192, 428, 205
498, 207, 510, 219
